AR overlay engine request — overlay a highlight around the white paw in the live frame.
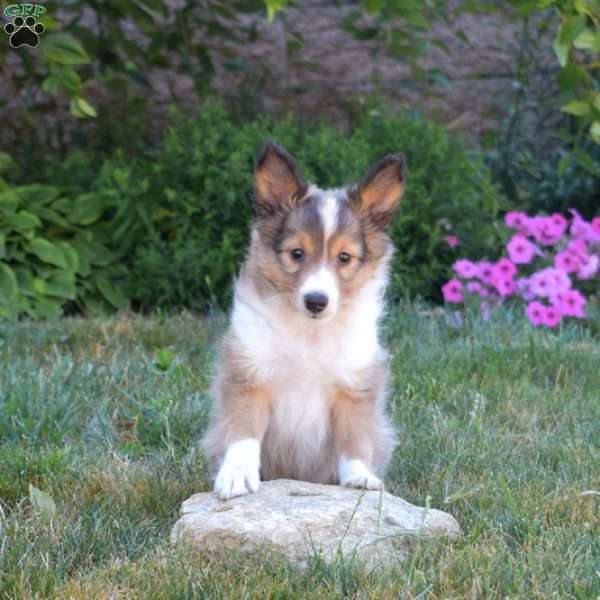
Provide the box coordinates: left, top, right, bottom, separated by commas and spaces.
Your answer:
342, 473, 383, 490
214, 439, 261, 500
338, 457, 383, 491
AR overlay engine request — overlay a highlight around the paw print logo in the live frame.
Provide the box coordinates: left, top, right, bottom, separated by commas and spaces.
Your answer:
4, 16, 45, 48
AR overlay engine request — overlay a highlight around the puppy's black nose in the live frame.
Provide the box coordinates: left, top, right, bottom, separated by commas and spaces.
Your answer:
304, 292, 328, 314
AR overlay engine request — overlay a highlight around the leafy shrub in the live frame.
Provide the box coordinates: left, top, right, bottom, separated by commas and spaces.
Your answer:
78, 101, 506, 309
488, 137, 600, 221
0, 154, 128, 319
4, 101, 506, 318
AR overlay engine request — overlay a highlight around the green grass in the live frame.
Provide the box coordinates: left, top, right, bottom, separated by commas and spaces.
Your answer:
0, 308, 598, 599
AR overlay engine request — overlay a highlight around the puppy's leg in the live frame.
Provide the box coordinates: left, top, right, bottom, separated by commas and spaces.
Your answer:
204, 383, 272, 500
331, 388, 384, 490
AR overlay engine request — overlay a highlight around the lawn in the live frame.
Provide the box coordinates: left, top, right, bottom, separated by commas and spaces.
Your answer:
0, 308, 598, 599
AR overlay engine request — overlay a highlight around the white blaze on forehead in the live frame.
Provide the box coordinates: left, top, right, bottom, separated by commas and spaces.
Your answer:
319, 196, 340, 241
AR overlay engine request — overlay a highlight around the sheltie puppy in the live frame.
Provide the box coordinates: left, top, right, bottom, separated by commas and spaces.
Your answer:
202, 142, 405, 500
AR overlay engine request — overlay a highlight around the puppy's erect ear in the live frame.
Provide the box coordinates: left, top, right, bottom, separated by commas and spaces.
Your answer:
254, 142, 307, 216
351, 154, 405, 228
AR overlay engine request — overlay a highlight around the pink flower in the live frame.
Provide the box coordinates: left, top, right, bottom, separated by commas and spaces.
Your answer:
569, 209, 595, 242
530, 269, 555, 298
550, 213, 568, 233
525, 301, 546, 326
506, 234, 537, 264
445, 235, 460, 248
516, 277, 536, 301
529, 216, 566, 246
549, 268, 572, 291
505, 211, 529, 231
592, 217, 600, 240
492, 276, 516, 297
542, 306, 562, 328
476, 261, 494, 284
453, 259, 478, 279
567, 239, 588, 260
555, 289, 587, 318
554, 250, 582, 273
442, 279, 463, 303
577, 254, 599, 280
492, 258, 517, 281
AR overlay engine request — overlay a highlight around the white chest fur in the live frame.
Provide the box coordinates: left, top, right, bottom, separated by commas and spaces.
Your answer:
229, 277, 386, 473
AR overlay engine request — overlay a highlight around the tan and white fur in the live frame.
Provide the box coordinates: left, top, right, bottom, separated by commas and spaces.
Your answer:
202, 143, 405, 500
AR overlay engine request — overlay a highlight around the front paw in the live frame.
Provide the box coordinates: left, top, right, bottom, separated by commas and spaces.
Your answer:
338, 457, 383, 491
214, 438, 261, 500
342, 473, 383, 490
215, 463, 260, 500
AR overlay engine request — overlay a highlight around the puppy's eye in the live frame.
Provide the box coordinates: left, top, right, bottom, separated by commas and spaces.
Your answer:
290, 248, 305, 262
338, 252, 352, 265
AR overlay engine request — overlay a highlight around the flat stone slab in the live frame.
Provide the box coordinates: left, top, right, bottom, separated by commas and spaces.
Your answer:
171, 479, 460, 567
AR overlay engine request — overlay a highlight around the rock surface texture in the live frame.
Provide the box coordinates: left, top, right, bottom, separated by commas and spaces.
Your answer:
171, 479, 460, 567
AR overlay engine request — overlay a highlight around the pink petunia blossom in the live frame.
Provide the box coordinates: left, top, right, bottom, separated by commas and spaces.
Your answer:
506, 234, 537, 264
542, 306, 562, 328
577, 254, 599, 280
554, 250, 582, 273
516, 277, 536, 301
525, 301, 546, 327
453, 259, 478, 279
476, 261, 494, 284
445, 235, 460, 248
567, 239, 589, 260
592, 217, 600, 240
529, 215, 566, 246
492, 276, 516, 297
492, 257, 517, 281
569, 209, 596, 242
442, 279, 463, 304
555, 289, 587, 318
505, 211, 530, 231
530, 269, 556, 298
466, 281, 486, 297
549, 268, 572, 292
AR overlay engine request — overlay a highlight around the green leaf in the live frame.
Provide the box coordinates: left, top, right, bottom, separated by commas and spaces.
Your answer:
41, 33, 90, 65
0, 233, 5, 259
0, 263, 18, 299
68, 194, 104, 225
29, 484, 57, 521
0, 190, 19, 213
38, 271, 77, 300
561, 100, 590, 116
573, 29, 600, 52
96, 277, 129, 309
49, 65, 83, 95
57, 242, 80, 272
42, 76, 61, 96
29, 297, 62, 319
70, 97, 97, 119
590, 121, 600, 144
5, 211, 42, 230
265, 0, 288, 22
553, 16, 586, 67
154, 348, 175, 372
19, 184, 60, 207
28, 238, 67, 268
0, 153, 17, 175
363, 0, 382, 13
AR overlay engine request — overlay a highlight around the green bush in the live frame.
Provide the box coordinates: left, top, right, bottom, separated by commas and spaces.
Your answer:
86, 101, 505, 309
4, 101, 506, 318
0, 154, 128, 319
